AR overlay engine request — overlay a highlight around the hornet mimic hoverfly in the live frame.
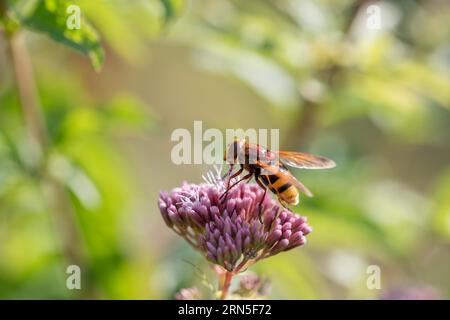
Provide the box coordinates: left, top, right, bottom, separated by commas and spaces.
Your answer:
221, 139, 336, 221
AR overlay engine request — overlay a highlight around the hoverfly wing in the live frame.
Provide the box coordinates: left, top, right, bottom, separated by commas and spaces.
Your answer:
257, 161, 313, 197
243, 141, 275, 164
291, 176, 313, 197
276, 151, 336, 169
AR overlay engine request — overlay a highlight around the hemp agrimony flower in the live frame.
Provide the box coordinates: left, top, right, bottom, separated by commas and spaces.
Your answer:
158, 167, 312, 299
175, 287, 200, 300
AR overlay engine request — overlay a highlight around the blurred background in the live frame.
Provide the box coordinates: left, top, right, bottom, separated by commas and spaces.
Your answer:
0, 0, 449, 299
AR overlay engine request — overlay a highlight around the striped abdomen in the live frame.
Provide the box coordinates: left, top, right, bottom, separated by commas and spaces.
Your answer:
259, 173, 299, 206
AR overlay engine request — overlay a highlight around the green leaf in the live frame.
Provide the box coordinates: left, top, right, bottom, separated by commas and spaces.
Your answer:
14, 0, 104, 70
159, 0, 184, 25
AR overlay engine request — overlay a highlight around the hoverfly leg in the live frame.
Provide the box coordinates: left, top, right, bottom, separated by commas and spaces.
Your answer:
279, 199, 289, 209
221, 164, 234, 180
220, 165, 243, 202
220, 171, 252, 204
255, 178, 267, 224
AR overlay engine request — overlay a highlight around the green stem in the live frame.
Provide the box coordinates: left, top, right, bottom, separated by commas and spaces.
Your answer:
6, 30, 87, 288
7, 31, 48, 150
0, 0, 6, 17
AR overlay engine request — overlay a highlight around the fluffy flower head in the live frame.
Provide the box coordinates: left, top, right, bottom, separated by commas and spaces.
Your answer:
158, 168, 312, 272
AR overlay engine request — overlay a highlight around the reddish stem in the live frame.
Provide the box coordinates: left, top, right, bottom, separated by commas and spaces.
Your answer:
235, 258, 249, 273
220, 271, 234, 300
218, 257, 251, 299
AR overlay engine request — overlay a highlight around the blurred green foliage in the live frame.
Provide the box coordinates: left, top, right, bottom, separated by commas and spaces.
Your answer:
6, 0, 103, 69
0, 0, 449, 299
